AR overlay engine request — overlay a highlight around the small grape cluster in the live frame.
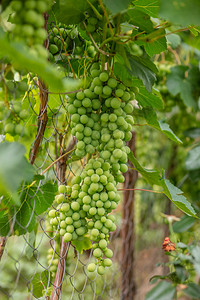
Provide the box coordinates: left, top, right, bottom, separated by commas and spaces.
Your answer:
48, 23, 96, 61
9, 0, 52, 58
49, 184, 87, 243
48, 157, 119, 275
80, 157, 118, 275
0, 96, 29, 137
49, 24, 78, 59
80, 4, 104, 43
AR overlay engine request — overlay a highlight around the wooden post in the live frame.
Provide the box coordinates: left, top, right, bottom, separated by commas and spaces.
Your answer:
121, 132, 138, 300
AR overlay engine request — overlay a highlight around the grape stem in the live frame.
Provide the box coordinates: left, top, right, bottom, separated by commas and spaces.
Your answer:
83, 22, 113, 56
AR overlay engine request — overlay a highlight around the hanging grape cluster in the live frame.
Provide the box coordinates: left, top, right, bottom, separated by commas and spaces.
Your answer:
9, 0, 52, 58
48, 22, 96, 62
0, 80, 30, 137
48, 60, 138, 276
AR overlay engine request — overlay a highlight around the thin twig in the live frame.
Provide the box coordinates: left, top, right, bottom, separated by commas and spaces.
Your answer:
167, 45, 181, 65
29, 13, 49, 165
42, 147, 75, 175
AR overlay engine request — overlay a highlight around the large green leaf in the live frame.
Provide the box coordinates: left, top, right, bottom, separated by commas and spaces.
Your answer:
27, 183, 57, 215
166, 66, 197, 109
183, 283, 200, 299
145, 281, 176, 300
185, 146, 200, 171
29, 271, 49, 298
0, 142, 34, 206
128, 151, 162, 186
159, 0, 200, 26
144, 35, 167, 57
133, 0, 159, 18
161, 179, 196, 217
133, 79, 163, 109
166, 34, 181, 49
136, 29, 167, 56
53, 0, 90, 25
72, 236, 92, 254
128, 152, 197, 217
114, 54, 158, 93
0, 211, 11, 236
127, 8, 154, 32
173, 215, 195, 233
104, 0, 132, 15
142, 107, 182, 143
127, 55, 157, 92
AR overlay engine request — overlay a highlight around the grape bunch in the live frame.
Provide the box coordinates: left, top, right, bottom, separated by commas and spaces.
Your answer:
48, 156, 119, 275
80, 3, 104, 43
48, 22, 96, 62
48, 183, 88, 243
79, 157, 118, 275
49, 24, 78, 60
9, 0, 52, 58
0, 84, 30, 138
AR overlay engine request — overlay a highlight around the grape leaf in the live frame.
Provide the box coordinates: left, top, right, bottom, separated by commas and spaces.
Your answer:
185, 146, 200, 171
142, 106, 182, 143
52, 0, 90, 24
133, 0, 160, 18
72, 236, 92, 254
103, 0, 132, 15
0, 142, 34, 206
161, 178, 197, 217
159, 0, 200, 26
128, 152, 197, 217
145, 281, 176, 300
166, 66, 197, 109
173, 215, 195, 233
133, 79, 163, 109
128, 151, 161, 186
0, 211, 11, 236
29, 271, 49, 298
126, 55, 157, 92
127, 8, 154, 32
183, 283, 200, 298
166, 34, 181, 49
27, 183, 57, 215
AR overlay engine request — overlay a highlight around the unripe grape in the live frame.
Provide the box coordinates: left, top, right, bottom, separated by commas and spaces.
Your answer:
93, 248, 102, 258
87, 263, 96, 272
97, 265, 105, 275
103, 258, 112, 267
104, 248, 113, 258
63, 232, 72, 242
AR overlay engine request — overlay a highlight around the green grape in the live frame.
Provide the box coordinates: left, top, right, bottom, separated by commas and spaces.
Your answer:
107, 78, 118, 88
97, 266, 105, 275
87, 263, 96, 272
93, 248, 103, 258
63, 232, 72, 242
